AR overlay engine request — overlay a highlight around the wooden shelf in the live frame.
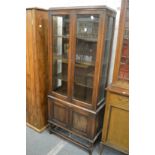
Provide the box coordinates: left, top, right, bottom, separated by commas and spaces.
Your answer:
77, 36, 97, 42
75, 61, 95, 68
78, 18, 99, 23
74, 81, 93, 89
54, 35, 69, 38
53, 55, 95, 68
55, 73, 93, 88
53, 55, 68, 63
74, 76, 93, 88
87, 72, 94, 77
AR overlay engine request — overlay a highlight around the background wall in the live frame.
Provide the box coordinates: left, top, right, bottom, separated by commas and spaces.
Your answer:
26, 0, 122, 84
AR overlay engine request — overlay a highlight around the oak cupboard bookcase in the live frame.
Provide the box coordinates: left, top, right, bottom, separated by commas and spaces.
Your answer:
26, 8, 48, 132
47, 6, 116, 154
100, 0, 129, 154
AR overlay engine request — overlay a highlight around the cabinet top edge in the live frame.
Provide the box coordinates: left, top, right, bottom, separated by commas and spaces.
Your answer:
106, 81, 129, 96
107, 87, 129, 97
48, 5, 116, 13
26, 7, 48, 11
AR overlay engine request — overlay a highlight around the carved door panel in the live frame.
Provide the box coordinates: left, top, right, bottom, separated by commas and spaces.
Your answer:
70, 108, 94, 138
48, 98, 69, 128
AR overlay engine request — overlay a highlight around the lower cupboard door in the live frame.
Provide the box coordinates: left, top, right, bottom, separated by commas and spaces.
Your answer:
70, 109, 94, 139
107, 106, 129, 152
48, 98, 69, 128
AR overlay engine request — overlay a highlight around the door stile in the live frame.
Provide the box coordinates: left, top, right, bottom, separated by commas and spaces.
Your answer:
68, 14, 77, 100
48, 13, 53, 92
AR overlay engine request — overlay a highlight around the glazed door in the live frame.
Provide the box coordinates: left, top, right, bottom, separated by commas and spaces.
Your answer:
72, 14, 100, 105
50, 15, 70, 97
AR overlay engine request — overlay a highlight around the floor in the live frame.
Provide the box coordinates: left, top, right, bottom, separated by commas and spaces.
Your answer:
26, 127, 126, 155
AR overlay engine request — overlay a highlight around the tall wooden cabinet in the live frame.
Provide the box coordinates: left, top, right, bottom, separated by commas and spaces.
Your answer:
100, 0, 129, 154
47, 6, 116, 154
26, 8, 48, 132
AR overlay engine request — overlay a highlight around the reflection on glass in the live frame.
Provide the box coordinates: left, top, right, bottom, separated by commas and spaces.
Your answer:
98, 17, 114, 103
73, 15, 99, 103
52, 15, 69, 96
118, 4, 129, 80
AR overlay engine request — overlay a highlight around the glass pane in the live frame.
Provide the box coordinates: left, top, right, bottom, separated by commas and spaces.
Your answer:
73, 14, 99, 103
98, 17, 114, 102
118, 2, 129, 80
52, 15, 69, 96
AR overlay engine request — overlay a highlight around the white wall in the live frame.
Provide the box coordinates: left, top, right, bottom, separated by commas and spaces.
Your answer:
26, 0, 122, 84
105, 0, 122, 83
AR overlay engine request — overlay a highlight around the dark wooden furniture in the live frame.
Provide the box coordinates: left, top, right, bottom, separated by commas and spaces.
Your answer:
26, 8, 48, 132
100, 0, 129, 154
47, 6, 116, 154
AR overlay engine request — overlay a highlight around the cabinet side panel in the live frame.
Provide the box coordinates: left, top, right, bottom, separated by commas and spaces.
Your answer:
101, 92, 111, 142
96, 106, 104, 134
26, 9, 48, 130
26, 10, 31, 123
26, 10, 37, 126
34, 10, 48, 128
